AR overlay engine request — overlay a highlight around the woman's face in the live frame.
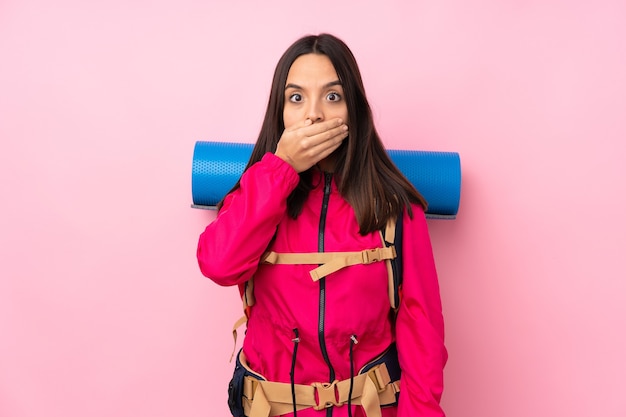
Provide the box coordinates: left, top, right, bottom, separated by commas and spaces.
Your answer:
283, 53, 349, 130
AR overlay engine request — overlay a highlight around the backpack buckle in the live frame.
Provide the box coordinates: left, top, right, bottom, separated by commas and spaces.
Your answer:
311, 380, 341, 410
362, 248, 382, 264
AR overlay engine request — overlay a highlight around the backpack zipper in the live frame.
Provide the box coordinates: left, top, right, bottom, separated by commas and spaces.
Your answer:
317, 172, 336, 407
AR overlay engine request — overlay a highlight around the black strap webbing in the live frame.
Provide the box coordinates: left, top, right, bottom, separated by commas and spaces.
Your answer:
383, 211, 403, 310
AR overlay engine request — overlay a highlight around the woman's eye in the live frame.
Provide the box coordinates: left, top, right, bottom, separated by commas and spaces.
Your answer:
327, 92, 341, 102
289, 93, 302, 103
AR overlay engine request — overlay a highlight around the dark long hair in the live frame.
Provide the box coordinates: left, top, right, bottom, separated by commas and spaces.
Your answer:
219, 33, 426, 234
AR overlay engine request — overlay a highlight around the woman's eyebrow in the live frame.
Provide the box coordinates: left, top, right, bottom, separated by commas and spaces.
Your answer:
284, 83, 302, 90
285, 80, 342, 90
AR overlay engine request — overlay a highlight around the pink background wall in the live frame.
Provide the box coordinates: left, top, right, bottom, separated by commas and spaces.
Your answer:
2, 1, 625, 416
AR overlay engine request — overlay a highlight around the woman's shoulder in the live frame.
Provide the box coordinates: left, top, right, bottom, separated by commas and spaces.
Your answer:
401, 203, 430, 235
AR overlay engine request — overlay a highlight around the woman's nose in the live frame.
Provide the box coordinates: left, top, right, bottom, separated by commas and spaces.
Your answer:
306, 100, 323, 123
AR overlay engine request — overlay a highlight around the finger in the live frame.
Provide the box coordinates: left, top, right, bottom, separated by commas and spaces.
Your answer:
308, 129, 349, 159
292, 118, 345, 136
285, 122, 346, 154
307, 123, 349, 146
311, 136, 347, 164
282, 117, 314, 134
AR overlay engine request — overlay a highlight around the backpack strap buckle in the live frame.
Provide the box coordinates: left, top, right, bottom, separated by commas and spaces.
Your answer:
311, 380, 341, 410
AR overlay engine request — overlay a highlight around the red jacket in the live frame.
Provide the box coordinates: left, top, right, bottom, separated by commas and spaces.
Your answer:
198, 153, 447, 417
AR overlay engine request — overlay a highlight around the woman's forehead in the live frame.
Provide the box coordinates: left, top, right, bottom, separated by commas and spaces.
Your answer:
285, 54, 339, 87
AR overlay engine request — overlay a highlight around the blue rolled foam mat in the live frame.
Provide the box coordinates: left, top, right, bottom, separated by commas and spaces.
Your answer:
192, 141, 461, 219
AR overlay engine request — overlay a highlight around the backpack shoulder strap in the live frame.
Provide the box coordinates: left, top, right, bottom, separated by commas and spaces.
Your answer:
381, 212, 403, 310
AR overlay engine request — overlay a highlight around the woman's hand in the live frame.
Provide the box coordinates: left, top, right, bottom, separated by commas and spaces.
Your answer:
274, 118, 349, 173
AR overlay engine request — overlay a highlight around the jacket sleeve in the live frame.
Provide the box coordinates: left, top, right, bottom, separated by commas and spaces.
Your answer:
395, 206, 448, 417
197, 153, 300, 287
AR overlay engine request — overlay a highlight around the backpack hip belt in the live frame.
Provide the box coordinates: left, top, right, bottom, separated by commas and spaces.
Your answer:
237, 349, 400, 417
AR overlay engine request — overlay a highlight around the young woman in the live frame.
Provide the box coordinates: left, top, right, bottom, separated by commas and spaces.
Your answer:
197, 33, 447, 417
